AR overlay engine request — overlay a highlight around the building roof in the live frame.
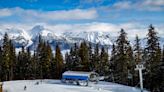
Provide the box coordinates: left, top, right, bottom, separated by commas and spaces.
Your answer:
62, 71, 97, 77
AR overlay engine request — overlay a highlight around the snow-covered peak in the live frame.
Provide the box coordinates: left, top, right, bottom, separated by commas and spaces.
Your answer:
31, 25, 45, 32
5, 28, 31, 41
0, 25, 114, 50
30, 25, 49, 37
30, 25, 63, 42
0, 27, 32, 47
31, 25, 51, 37
63, 31, 113, 45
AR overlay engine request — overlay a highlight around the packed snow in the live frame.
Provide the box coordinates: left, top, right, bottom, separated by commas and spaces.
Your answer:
2, 80, 148, 92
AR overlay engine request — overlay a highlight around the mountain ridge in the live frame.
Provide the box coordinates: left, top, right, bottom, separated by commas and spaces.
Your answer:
0, 25, 163, 51
0, 25, 113, 50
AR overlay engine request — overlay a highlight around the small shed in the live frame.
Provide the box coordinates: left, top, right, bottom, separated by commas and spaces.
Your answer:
62, 71, 99, 86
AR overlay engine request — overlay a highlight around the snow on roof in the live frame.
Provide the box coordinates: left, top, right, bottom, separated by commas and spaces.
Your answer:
62, 71, 96, 77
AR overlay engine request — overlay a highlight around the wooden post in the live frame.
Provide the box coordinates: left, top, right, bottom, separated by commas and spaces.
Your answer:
0, 82, 2, 92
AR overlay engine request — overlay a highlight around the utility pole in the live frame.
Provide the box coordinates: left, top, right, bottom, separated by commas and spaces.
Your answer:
135, 64, 145, 92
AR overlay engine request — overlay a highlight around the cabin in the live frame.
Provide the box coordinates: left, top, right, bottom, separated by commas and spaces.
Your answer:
62, 71, 99, 86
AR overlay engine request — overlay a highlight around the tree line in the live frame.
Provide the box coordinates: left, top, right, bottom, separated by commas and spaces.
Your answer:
109, 25, 164, 91
0, 25, 163, 91
0, 34, 64, 80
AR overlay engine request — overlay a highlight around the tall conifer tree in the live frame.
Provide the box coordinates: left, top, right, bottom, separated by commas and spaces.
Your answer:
0, 47, 2, 81
99, 47, 109, 76
144, 25, 161, 91
55, 44, 64, 79
109, 44, 117, 82
2, 33, 11, 81
93, 43, 100, 72
114, 29, 133, 85
79, 41, 90, 71
134, 35, 142, 64
9, 40, 16, 80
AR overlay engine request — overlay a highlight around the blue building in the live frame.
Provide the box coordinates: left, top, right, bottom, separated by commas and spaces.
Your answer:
62, 71, 99, 86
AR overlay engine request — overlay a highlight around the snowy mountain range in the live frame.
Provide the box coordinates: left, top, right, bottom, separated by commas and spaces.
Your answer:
0, 25, 163, 51
0, 25, 113, 50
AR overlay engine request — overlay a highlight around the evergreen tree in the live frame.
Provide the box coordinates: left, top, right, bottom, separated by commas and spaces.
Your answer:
160, 45, 164, 91
70, 43, 81, 71
39, 41, 51, 79
36, 35, 44, 79
134, 35, 142, 64
109, 44, 117, 82
2, 33, 11, 81
88, 42, 94, 71
23, 47, 31, 79
54, 44, 64, 79
16, 46, 25, 79
15, 53, 19, 79
26, 47, 32, 79
144, 25, 161, 91
36, 36, 52, 79
113, 29, 133, 85
65, 52, 69, 70
0, 47, 2, 81
50, 56, 56, 79
65, 43, 81, 71
31, 50, 40, 79
93, 43, 100, 72
99, 47, 109, 76
95, 43, 99, 56
126, 45, 134, 86
79, 41, 90, 71
9, 40, 16, 80
16, 46, 31, 79
45, 42, 53, 78
155, 45, 164, 91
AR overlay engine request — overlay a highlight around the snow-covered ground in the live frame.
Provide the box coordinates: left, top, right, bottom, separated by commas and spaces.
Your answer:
2, 80, 148, 92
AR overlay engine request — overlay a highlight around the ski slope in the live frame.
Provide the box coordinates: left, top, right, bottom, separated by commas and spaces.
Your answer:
2, 80, 148, 92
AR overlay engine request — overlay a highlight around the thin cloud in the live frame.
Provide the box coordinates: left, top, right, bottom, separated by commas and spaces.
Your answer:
113, 1, 132, 10
0, 9, 12, 17
143, 0, 164, 6
79, 0, 104, 5
111, 0, 164, 11
25, 0, 38, 3
40, 9, 98, 20
0, 7, 98, 21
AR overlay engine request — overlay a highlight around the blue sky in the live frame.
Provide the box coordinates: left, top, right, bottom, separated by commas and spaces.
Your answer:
0, 0, 114, 10
0, 0, 164, 38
